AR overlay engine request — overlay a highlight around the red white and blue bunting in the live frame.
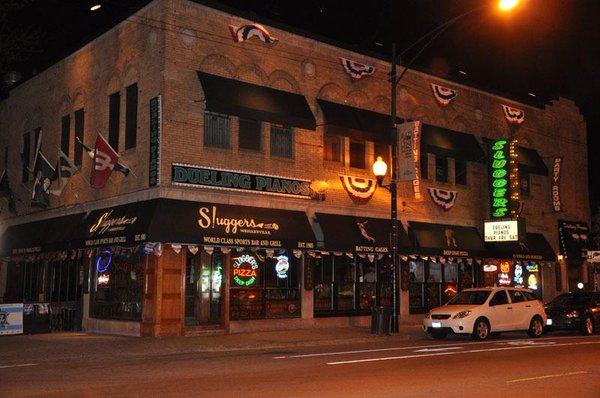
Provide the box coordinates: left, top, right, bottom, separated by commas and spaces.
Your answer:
339, 175, 377, 203
430, 83, 458, 107
339, 58, 376, 82
501, 104, 525, 125
427, 188, 457, 211
229, 23, 278, 44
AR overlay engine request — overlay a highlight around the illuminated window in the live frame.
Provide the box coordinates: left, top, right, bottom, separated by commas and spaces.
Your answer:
349, 140, 365, 169
324, 134, 342, 162
204, 111, 230, 148
239, 118, 261, 151
270, 125, 293, 158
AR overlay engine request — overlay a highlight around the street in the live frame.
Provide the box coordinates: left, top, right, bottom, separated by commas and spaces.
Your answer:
2, 332, 600, 397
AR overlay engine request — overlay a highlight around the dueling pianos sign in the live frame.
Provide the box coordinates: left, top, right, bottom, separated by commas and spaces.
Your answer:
172, 163, 311, 199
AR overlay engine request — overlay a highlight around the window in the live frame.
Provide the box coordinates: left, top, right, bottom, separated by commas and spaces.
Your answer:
509, 290, 526, 303
455, 159, 467, 185
270, 125, 293, 158
74, 109, 85, 166
520, 171, 531, 197
125, 83, 138, 150
204, 111, 230, 148
435, 155, 448, 183
490, 291, 509, 306
349, 141, 365, 169
238, 118, 261, 151
22, 132, 31, 183
108, 91, 120, 150
374, 143, 390, 168
420, 153, 429, 179
61, 114, 71, 157
324, 134, 342, 162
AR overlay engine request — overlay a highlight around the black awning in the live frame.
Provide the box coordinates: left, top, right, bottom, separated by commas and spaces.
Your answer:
197, 71, 316, 130
1, 213, 85, 256
559, 220, 592, 262
317, 99, 395, 144
486, 232, 556, 261
421, 124, 485, 162
408, 221, 487, 257
517, 146, 548, 176
315, 213, 411, 253
149, 199, 316, 249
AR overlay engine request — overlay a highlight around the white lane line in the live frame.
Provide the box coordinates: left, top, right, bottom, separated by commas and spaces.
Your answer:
0, 363, 38, 369
506, 371, 588, 383
327, 340, 600, 365
414, 346, 463, 352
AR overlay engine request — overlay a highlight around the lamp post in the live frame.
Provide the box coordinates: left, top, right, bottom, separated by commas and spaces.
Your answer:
372, 1, 520, 333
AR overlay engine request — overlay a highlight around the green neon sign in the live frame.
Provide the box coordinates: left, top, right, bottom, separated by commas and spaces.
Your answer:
490, 140, 510, 218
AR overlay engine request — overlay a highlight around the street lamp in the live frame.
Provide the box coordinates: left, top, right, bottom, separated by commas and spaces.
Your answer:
373, 0, 520, 333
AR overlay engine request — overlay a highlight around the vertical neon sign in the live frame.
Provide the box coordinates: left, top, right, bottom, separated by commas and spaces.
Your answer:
490, 140, 510, 218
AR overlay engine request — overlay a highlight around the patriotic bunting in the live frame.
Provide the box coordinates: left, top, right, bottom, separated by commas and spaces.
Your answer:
427, 188, 458, 211
339, 175, 377, 203
501, 104, 525, 125
339, 58, 375, 82
229, 23, 278, 44
430, 83, 458, 107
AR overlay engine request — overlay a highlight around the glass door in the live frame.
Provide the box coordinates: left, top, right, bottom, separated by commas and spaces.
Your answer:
185, 251, 223, 326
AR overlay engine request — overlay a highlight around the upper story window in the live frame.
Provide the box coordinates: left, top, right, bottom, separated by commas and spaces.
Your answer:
270, 125, 294, 159
22, 132, 31, 183
455, 159, 467, 185
324, 134, 343, 163
349, 140, 365, 169
74, 108, 85, 167
61, 114, 71, 157
204, 111, 230, 149
420, 153, 429, 180
108, 91, 120, 150
520, 171, 531, 197
125, 83, 138, 150
238, 118, 261, 152
435, 155, 449, 183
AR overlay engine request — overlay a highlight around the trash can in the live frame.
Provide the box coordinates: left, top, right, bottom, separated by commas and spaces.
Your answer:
371, 306, 391, 335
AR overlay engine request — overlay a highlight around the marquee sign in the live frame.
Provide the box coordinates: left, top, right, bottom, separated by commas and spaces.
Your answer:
488, 139, 517, 218
172, 163, 311, 199
484, 219, 524, 242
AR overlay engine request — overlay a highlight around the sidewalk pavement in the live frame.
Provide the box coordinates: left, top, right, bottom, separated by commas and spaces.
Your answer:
0, 324, 426, 363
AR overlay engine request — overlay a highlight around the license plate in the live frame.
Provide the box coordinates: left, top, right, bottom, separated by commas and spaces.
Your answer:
432, 321, 441, 328
546, 319, 552, 326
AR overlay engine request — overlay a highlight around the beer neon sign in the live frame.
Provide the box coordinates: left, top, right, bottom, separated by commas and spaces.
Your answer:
275, 255, 289, 279
232, 254, 259, 286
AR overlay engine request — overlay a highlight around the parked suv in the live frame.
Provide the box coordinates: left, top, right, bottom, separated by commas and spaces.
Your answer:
423, 286, 546, 340
544, 291, 600, 335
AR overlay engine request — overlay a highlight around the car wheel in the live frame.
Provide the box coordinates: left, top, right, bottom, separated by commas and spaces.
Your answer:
430, 330, 447, 340
582, 316, 594, 336
472, 318, 490, 341
527, 316, 544, 338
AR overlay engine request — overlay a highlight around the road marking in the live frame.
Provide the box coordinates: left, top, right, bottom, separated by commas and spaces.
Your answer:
506, 371, 588, 383
501, 340, 556, 346
327, 340, 600, 365
413, 346, 463, 352
0, 363, 38, 369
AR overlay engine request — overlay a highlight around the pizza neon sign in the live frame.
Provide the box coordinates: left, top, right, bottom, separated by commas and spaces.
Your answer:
232, 254, 259, 286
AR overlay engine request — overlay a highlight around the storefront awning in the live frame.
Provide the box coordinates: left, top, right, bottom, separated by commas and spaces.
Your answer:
559, 220, 592, 262
517, 146, 548, 176
421, 124, 486, 162
197, 71, 316, 130
315, 213, 411, 253
408, 221, 487, 257
317, 99, 399, 144
486, 232, 556, 261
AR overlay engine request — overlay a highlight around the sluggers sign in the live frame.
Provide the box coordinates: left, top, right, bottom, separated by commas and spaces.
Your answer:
488, 139, 517, 218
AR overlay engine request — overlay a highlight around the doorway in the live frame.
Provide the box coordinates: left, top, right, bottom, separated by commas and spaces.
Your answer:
185, 251, 224, 326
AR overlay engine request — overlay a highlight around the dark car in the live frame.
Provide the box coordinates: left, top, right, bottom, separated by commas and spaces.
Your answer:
544, 291, 600, 335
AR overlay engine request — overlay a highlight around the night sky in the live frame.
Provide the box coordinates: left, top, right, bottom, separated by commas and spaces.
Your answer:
6, 0, 600, 199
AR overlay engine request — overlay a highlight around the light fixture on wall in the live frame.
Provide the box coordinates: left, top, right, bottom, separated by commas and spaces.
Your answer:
310, 180, 329, 201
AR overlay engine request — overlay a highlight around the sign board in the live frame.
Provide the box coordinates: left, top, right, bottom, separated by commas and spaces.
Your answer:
0, 303, 24, 335
484, 219, 523, 242
587, 250, 600, 263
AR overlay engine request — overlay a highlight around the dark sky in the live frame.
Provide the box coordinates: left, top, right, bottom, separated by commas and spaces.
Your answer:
6, 0, 600, 198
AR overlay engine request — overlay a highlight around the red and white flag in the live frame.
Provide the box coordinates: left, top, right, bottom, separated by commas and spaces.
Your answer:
90, 134, 119, 188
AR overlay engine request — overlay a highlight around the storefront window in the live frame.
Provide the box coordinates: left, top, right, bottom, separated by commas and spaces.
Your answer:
230, 251, 301, 320
90, 250, 144, 321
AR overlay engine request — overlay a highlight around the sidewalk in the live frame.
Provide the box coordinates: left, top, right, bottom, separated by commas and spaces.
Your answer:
0, 324, 426, 363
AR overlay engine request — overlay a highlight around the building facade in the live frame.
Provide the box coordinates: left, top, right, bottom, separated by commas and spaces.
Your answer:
0, 0, 593, 336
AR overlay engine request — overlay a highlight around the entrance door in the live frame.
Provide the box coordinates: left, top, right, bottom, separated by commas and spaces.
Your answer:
185, 251, 223, 326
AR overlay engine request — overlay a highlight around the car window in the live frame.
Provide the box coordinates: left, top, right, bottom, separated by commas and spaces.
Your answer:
447, 290, 491, 305
509, 290, 526, 303
522, 291, 538, 301
489, 291, 509, 306
551, 293, 592, 306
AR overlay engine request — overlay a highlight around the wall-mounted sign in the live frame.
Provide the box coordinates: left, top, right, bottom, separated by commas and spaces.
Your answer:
232, 254, 260, 286
498, 260, 511, 286
172, 163, 311, 199
514, 263, 524, 286
97, 274, 110, 285
149, 96, 162, 187
275, 255, 289, 279
488, 139, 517, 218
552, 157, 562, 212
484, 219, 522, 242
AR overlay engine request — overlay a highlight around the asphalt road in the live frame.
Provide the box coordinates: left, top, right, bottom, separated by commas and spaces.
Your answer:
2, 333, 600, 397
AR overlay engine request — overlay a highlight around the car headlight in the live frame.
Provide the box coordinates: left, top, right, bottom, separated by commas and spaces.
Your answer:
424, 312, 431, 319
565, 310, 579, 319
453, 310, 472, 319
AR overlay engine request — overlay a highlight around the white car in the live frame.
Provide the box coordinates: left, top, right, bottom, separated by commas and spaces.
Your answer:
423, 287, 547, 340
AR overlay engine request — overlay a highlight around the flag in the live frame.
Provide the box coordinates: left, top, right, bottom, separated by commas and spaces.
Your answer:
50, 149, 80, 196
31, 151, 56, 209
77, 136, 95, 159
80, 135, 130, 184
90, 134, 131, 188
0, 169, 17, 215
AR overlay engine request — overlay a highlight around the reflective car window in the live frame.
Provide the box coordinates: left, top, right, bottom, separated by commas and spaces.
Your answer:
447, 290, 491, 305
489, 291, 509, 306
509, 290, 526, 303
550, 293, 592, 306
523, 291, 537, 301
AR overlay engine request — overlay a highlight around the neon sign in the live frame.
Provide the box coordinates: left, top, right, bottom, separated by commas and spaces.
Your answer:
275, 255, 289, 279
98, 274, 110, 285
96, 249, 112, 273
232, 254, 259, 286
498, 261, 511, 286
528, 274, 538, 290
483, 264, 497, 272
514, 263, 524, 286
489, 139, 518, 218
